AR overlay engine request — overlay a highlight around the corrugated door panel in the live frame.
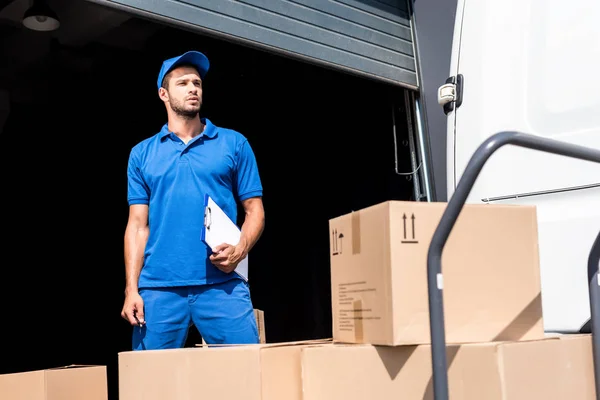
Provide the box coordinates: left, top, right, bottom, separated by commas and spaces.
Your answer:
92, 0, 418, 88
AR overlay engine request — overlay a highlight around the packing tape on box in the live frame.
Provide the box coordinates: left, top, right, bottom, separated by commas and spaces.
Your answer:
351, 211, 361, 255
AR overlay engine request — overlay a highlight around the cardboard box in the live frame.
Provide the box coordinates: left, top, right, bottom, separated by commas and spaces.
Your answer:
254, 308, 266, 343
119, 335, 595, 400
0, 365, 108, 400
300, 334, 596, 400
329, 201, 544, 345
118, 340, 332, 400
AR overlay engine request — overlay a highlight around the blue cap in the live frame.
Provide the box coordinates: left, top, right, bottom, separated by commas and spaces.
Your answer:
156, 51, 210, 89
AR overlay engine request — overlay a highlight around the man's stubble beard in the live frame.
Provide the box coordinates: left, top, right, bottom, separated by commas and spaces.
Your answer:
170, 96, 202, 119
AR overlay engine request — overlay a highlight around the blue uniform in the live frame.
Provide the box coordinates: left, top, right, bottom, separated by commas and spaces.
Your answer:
127, 118, 262, 348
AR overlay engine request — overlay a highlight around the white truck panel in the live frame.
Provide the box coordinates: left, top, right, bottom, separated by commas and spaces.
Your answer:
446, 0, 600, 332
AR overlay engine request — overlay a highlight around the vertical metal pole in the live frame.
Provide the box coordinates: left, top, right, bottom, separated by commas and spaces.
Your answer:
589, 231, 600, 398
413, 94, 434, 201
403, 90, 423, 201
427, 246, 449, 399
427, 131, 600, 400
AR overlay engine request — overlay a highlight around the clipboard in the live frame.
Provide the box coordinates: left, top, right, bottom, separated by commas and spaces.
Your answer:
201, 194, 249, 282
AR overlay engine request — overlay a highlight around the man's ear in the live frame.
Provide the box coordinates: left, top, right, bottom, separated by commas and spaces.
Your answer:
158, 87, 169, 102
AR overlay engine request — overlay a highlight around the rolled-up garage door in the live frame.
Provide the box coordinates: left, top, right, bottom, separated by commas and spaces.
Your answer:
88, 0, 418, 89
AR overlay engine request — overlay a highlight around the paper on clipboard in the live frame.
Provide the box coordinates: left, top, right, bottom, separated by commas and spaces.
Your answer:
201, 194, 248, 282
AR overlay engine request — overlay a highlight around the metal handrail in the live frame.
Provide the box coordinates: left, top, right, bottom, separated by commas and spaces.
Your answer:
588, 230, 600, 395
426, 131, 600, 400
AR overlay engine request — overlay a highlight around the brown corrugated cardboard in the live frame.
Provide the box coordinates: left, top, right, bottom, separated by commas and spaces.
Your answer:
300, 334, 596, 400
0, 365, 108, 400
119, 340, 332, 400
120, 335, 595, 400
254, 308, 266, 343
329, 200, 544, 345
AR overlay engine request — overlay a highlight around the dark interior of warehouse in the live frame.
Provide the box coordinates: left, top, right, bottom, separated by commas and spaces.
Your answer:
0, 0, 417, 398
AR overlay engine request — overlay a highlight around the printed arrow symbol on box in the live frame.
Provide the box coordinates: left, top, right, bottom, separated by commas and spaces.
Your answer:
332, 228, 338, 254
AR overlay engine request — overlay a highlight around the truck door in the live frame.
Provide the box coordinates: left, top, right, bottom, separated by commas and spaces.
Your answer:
441, 0, 600, 333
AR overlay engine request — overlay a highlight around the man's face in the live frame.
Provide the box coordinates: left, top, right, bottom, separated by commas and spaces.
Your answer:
163, 66, 202, 118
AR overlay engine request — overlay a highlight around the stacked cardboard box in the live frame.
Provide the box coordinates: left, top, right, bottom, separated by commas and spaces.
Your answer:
116, 200, 597, 399
329, 200, 544, 345
118, 335, 596, 400
0, 365, 108, 400
326, 200, 596, 399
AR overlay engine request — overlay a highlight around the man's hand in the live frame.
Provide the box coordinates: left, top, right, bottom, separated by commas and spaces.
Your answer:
210, 242, 246, 274
121, 292, 146, 327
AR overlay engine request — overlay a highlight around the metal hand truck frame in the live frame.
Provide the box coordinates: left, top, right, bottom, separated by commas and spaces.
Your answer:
427, 131, 600, 400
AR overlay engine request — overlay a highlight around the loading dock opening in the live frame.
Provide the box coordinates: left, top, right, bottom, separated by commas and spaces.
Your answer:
0, 2, 424, 398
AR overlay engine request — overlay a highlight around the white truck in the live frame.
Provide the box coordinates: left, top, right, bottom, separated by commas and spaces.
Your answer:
439, 0, 600, 336
430, 0, 600, 397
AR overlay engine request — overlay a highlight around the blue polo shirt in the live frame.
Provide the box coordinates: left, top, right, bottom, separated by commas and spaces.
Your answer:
127, 118, 263, 288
